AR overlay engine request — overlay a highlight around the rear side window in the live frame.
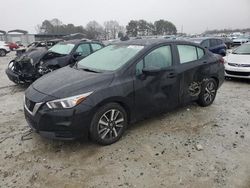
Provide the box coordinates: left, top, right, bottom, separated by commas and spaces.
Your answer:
210, 39, 218, 47
216, 39, 223, 45
91, 43, 103, 52
177, 45, 204, 64
197, 47, 205, 59
201, 40, 209, 48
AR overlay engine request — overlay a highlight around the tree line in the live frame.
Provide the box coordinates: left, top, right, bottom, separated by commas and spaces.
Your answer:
36, 18, 177, 40
204, 28, 250, 35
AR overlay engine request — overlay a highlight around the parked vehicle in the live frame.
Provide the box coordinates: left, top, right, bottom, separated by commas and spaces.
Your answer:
0, 41, 10, 57
189, 37, 227, 56
220, 37, 233, 49
7, 42, 19, 50
24, 39, 225, 145
232, 35, 250, 47
6, 39, 104, 84
16, 39, 63, 56
224, 42, 250, 79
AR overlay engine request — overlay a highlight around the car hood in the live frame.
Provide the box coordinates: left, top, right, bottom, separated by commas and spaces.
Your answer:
32, 66, 114, 99
15, 48, 48, 64
225, 53, 250, 64
15, 48, 68, 65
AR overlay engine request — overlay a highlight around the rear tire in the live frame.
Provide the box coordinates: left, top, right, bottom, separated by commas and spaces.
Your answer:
89, 103, 127, 145
0, 49, 6, 57
197, 78, 218, 107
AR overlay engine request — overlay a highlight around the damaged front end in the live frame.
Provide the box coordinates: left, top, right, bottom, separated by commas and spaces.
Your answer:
6, 55, 38, 84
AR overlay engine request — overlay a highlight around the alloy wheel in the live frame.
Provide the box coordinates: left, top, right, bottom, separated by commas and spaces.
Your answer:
203, 81, 216, 104
97, 109, 125, 141
0, 50, 5, 57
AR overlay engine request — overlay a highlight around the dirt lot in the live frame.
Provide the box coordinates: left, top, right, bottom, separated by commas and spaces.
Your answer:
0, 52, 250, 188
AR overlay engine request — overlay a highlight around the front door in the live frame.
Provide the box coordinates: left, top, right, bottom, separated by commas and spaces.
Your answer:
133, 45, 180, 119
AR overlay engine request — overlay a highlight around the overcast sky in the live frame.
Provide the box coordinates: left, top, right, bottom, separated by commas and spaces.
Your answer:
1, 0, 250, 34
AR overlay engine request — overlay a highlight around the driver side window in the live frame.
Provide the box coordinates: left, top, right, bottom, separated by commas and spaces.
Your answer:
75, 43, 91, 57
136, 46, 172, 75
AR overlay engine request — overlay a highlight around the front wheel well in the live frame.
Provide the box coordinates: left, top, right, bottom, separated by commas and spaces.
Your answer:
96, 99, 131, 124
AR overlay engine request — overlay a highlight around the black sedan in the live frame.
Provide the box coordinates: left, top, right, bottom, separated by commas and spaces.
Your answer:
6, 39, 104, 84
24, 39, 225, 145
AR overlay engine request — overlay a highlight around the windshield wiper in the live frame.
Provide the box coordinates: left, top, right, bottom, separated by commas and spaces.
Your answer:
233, 52, 250, 55
81, 68, 101, 73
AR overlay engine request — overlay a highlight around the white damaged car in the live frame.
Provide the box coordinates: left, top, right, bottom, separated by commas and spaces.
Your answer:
224, 42, 250, 79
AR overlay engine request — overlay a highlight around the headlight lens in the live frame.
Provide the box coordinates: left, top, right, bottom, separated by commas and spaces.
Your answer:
8, 61, 14, 69
46, 92, 93, 109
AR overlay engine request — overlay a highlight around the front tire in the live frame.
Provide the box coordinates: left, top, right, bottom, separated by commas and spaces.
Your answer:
197, 78, 218, 107
90, 103, 127, 145
0, 49, 6, 57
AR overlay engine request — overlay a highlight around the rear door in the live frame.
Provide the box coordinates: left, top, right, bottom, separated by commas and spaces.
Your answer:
175, 44, 210, 104
133, 45, 180, 119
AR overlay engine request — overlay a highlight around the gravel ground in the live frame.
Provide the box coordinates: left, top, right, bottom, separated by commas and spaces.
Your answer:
0, 52, 250, 188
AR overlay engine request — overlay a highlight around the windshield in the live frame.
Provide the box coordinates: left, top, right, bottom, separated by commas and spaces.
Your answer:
77, 44, 144, 71
233, 44, 250, 54
237, 36, 250, 39
49, 43, 74, 55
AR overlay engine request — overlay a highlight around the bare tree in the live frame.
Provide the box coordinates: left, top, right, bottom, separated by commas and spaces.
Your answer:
104, 20, 123, 40
85, 21, 104, 39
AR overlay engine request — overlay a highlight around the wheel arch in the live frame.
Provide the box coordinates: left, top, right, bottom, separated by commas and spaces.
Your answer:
210, 76, 219, 87
95, 97, 132, 123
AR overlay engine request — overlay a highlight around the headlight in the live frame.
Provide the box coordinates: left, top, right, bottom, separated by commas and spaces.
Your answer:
8, 61, 14, 69
39, 61, 44, 66
46, 92, 93, 109
30, 58, 34, 65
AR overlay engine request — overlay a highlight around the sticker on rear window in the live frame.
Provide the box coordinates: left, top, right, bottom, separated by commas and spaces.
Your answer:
127, 45, 144, 50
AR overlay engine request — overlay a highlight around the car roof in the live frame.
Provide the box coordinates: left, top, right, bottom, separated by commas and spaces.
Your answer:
60, 39, 101, 45
190, 37, 223, 41
112, 38, 196, 47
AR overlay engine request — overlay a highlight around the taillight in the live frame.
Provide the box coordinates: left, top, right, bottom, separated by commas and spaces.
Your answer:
219, 57, 225, 64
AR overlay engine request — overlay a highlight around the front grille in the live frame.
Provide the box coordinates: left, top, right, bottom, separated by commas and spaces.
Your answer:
25, 98, 36, 112
225, 70, 250, 76
228, 63, 250, 67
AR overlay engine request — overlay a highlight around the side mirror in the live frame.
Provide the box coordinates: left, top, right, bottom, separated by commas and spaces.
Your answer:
72, 52, 82, 59
142, 67, 162, 76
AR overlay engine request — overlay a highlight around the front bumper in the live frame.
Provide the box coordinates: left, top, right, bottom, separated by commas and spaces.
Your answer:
6, 68, 34, 84
24, 99, 94, 140
225, 64, 250, 79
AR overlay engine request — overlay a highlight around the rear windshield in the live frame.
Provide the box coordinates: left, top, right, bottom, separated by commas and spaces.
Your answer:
77, 44, 144, 71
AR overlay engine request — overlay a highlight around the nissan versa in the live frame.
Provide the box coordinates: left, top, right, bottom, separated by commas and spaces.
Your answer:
24, 39, 224, 145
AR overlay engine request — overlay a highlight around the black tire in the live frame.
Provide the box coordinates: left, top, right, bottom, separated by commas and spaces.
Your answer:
197, 78, 218, 107
0, 49, 6, 57
89, 103, 128, 145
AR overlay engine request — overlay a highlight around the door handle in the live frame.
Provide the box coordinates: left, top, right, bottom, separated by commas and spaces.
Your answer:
203, 61, 207, 64
167, 72, 176, 78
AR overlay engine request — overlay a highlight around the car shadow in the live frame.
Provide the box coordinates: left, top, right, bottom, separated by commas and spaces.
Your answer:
225, 77, 250, 84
